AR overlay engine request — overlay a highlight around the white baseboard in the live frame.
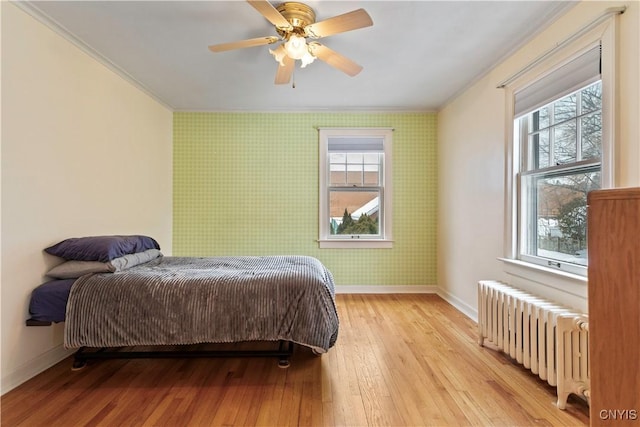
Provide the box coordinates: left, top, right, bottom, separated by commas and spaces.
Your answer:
1, 345, 75, 395
335, 285, 477, 322
335, 285, 438, 294
436, 288, 478, 322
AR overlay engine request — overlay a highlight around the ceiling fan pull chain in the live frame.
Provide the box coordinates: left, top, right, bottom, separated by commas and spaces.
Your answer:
292, 66, 296, 89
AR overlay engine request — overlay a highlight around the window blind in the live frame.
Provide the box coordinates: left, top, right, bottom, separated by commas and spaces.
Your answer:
327, 137, 384, 152
514, 44, 601, 118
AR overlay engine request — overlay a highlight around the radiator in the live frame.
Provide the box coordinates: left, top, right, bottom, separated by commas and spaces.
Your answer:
477, 280, 590, 409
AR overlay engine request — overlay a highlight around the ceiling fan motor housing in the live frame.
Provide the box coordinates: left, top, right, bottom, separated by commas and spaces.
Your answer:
275, 2, 315, 37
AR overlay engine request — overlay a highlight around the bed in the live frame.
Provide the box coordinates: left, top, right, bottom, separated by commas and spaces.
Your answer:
27, 235, 339, 368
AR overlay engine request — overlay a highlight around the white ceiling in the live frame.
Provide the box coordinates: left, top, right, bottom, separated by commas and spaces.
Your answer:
21, 1, 576, 112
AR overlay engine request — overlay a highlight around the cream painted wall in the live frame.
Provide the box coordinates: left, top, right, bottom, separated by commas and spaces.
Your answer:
438, 1, 639, 317
1, 3, 173, 393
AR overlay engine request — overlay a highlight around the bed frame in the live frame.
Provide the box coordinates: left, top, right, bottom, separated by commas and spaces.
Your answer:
26, 319, 295, 369
71, 341, 295, 369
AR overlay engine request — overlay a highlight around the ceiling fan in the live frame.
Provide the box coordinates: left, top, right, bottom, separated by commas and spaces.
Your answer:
208, 1, 373, 85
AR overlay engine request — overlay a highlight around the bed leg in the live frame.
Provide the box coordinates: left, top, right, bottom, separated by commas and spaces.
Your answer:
71, 347, 88, 371
277, 341, 293, 368
278, 357, 290, 368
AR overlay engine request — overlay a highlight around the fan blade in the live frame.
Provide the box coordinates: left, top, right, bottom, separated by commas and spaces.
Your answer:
309, 43, 363, 77
305, 9, 373, 39
274, 55, 295, 84
209, 36, 279, 53
247, 0, 293, 31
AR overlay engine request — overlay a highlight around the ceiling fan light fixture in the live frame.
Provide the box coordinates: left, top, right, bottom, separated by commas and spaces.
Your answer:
274, 32, 316, 68
269, 44, 287, 66
300, 50, 315, 68
284, 34, 308, 60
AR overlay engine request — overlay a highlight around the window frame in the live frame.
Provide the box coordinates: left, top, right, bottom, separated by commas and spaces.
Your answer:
502, 21, 616, 280
318, 127, 393, 249
515, 81, 603, 276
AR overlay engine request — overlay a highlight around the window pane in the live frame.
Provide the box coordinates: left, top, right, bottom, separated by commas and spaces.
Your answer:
329, 190, 380, 235
530, 130, 550, 169
522, 170, 601, 266
553, 120, 577, 164
330, 163, 345, 185
363, 154, 381, 185
346, 153, 363, 164
330, 153, 346, 163
554, 93, 577, 123
581, 112, 602, 160
531, 106, 550, 131
581, 83, 602, 114
346, 164, 361, 186
363, 164, 379, 185
363, 153, 379, 163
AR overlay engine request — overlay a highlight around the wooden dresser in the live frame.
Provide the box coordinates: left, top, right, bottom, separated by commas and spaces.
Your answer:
587, 187, 640, 425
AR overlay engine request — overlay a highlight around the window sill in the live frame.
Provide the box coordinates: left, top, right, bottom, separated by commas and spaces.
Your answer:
499, 257, 587, 300
318, 239, 394, 249
499, 257, 587, 282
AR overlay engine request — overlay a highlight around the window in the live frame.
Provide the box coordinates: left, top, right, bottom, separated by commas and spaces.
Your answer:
513, 45, 605, 275
318, 128, 393, 248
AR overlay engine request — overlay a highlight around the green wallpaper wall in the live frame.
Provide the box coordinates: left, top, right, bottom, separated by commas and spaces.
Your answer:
173, 112, 437, 287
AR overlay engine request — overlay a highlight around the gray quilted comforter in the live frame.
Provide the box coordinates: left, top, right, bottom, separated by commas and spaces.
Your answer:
64, 255, 339, 353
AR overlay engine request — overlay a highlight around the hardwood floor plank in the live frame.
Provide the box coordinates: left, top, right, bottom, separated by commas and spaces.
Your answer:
1, 294, 589, 426
185, 360, 246, 427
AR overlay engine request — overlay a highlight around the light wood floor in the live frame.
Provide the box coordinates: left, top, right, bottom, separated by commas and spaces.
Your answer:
1, 294, 589, 426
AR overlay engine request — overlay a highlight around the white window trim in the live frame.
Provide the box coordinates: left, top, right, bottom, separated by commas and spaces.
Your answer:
318, 127, 393, 249
502, 15, 617, 281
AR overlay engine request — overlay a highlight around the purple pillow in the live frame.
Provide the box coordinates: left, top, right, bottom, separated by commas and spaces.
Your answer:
29, 279, 75, 323
44, 235, 160, 262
